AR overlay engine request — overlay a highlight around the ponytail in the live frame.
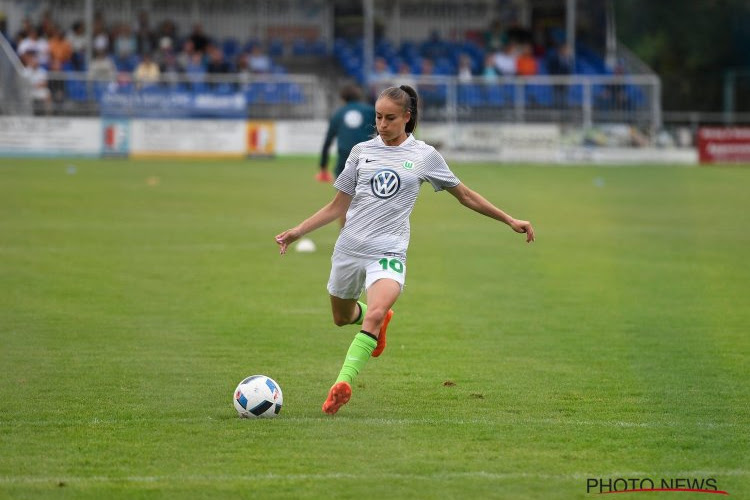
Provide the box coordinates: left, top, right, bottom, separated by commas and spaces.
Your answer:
399, 85, 419, 134
378, 85, 420, 134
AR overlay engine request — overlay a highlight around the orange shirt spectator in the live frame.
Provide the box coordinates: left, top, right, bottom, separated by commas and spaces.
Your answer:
516, 45, 538, 76
48, 28, 73, 64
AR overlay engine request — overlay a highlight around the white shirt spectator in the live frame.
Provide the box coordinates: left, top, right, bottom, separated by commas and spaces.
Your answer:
247, 48, 271, 73
67, 27, 87, 53
493, 50, 517, 76
23, 63, 50, 101
17, 36, 50, 65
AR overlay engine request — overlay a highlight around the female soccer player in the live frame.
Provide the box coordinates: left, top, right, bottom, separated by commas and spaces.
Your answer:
275, 85, 534, 415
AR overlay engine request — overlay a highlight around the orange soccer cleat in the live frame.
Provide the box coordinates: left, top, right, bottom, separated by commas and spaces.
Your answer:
322, 381, 352, 415
315, 170, 333, 183
371, 309, 393, 358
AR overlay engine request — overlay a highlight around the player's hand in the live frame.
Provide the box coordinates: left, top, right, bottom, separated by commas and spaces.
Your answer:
275, 228, 301, 255
510, 219, 535, 243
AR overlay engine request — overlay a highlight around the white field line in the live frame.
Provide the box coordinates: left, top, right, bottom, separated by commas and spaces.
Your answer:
0, 470, 748, 485
0, 415, 744, 429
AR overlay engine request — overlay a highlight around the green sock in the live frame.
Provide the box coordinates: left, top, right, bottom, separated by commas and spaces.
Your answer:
335, 332, 377, 385
353, 301, 367, 325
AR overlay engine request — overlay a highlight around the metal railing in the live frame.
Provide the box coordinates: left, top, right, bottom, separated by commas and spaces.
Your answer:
6, 70, 661, 141
372, 73, 661, 135
32, 71, 327, 119
0, 35, 32, 115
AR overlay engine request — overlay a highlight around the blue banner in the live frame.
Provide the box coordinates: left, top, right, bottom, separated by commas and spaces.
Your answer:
100, 90, 247, 118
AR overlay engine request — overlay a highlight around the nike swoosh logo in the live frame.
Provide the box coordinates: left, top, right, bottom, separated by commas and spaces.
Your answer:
365, 158, 375, 163
346, 357, 362, 362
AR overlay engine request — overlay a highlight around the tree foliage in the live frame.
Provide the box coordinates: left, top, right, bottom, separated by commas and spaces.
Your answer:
615, 0, 750, 111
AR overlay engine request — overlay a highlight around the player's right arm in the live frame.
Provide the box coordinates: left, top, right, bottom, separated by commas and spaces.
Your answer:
275, 190, 353, 254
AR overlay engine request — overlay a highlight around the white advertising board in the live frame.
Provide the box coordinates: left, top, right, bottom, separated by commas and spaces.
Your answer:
0, 117, 100, 156
129, 119, 247, 157
274, 120, 329, 154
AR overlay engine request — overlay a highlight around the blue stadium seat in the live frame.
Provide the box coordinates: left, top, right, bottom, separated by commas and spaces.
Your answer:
223, 38, 240, 59
457, 84, 483, 106
268, 39, 284, 57
485, 85, 508, 106
527, 84, 553, 106
66, 79, 88, 101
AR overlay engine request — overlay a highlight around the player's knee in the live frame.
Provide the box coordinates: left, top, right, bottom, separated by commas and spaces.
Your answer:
364, 306, 387, 326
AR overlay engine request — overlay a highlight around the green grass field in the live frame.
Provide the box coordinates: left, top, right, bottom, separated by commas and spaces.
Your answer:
0, 157, 748, 499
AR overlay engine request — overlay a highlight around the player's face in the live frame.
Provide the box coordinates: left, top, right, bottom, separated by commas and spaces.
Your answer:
375, 98, 410, 144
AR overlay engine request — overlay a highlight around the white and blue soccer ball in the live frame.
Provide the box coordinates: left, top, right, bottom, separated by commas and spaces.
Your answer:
233, 375, 283, 418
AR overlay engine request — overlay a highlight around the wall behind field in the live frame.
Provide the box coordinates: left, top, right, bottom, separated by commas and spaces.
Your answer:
0, 117, 697, 164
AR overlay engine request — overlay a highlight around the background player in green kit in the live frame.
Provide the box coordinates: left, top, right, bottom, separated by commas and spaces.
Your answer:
317, 84, 376, 183
277, 85, 535, 415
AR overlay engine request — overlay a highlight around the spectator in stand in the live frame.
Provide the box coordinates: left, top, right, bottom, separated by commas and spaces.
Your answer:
247, 45, 272, 73
66, 21, 87, 70
372, 56, 392, 80
418, 58, 441, 105
457, 54, 473, 83
206, 43, 232, 89
12, 17, 33, 50
47, 57, 66, 113
236, 55, 252, 90
159, 50, 183, 88
184, 51, 207, 90
548, 43, 574, 75
113, 23, 137, 70
48, 26, 73, 67
188, 23, 210, 53
17, 27, 49, 66
547, 43, 574, 106
88, 48, 117, 83
515, 43, 538, 76
22, 52, 51, 114
92, 17, 110, 55
36, 9, 55, 39
531, 21, 547, 57
369, 56, 394, 100
395, 62, 416, 89
157, 19, 178, 48
134, 52, 160, 88
154, 35, 174, 68
483, 19, 506, 53
177, 39, 197, 72
207, 44, 232, 72
482, 53, 499, 83
134, 10, 156, 55
492, 43, 517, 76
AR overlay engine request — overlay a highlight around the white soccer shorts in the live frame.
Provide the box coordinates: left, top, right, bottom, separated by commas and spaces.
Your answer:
327, 249, 406, 299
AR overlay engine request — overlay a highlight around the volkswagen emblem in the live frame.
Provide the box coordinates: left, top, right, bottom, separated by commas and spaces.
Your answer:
370, 169, 401, 199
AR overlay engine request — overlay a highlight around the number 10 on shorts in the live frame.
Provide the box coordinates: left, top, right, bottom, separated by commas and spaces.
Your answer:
379, 257, 404, 274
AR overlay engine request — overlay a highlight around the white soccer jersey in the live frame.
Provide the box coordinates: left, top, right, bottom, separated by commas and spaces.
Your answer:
333, 134, 460, 260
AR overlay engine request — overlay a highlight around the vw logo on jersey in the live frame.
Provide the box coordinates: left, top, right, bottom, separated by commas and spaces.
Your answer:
370, 168, 401, 199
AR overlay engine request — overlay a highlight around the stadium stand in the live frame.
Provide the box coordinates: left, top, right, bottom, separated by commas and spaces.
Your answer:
0, 1, 657, 130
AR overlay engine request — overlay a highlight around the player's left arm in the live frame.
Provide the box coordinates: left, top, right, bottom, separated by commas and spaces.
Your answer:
446, 183, 535, 243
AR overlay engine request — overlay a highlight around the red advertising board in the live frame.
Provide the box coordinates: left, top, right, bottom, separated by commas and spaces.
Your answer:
697, 127, 750, 164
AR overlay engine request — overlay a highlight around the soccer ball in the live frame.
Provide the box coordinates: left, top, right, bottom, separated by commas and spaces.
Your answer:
233, 375, 283, 418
